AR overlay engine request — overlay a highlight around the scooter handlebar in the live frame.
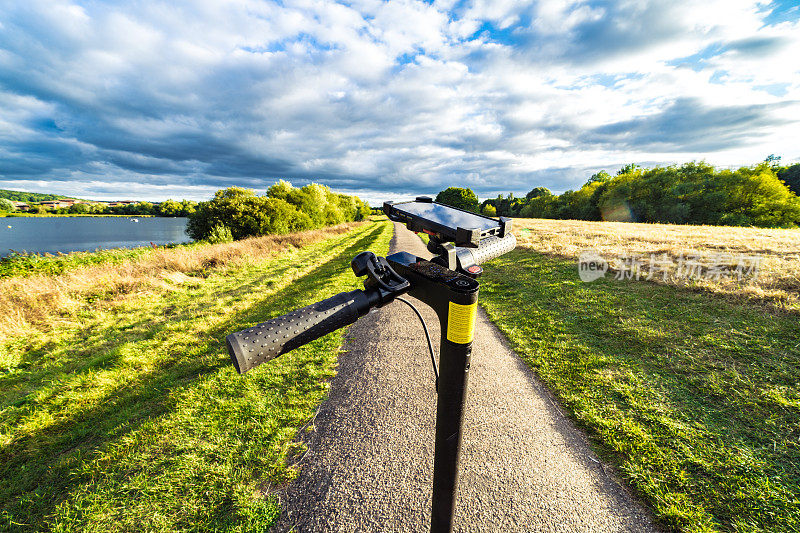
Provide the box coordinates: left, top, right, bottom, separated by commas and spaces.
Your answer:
468, 233, 516, 265
226, 289, 377, 374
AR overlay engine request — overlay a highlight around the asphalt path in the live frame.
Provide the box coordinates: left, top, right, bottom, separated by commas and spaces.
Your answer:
271, 222, 658, 532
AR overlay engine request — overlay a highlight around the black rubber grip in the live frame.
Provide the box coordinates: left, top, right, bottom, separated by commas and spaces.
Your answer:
468, 233, 516, 264
226, 289, 374, 374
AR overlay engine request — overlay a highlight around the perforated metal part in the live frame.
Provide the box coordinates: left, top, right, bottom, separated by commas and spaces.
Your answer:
469, 233, 516, 265
227, 290, 367, 374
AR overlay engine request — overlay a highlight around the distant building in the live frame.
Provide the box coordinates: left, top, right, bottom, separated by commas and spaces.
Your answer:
37, 199, 84, 209
11, 201, 29, 211
38, 201, 67, 209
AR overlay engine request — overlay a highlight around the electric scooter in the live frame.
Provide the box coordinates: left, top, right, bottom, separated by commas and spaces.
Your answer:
226, 197, 516, 533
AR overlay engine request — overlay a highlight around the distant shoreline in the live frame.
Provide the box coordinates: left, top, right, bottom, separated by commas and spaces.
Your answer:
1, 213, 158, 218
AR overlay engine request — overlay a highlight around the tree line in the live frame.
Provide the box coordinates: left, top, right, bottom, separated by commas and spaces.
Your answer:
437, 161, 800, 228
58, 200, 198, 216
0, 198, 198, 216
186, 181, 371, 242
0, 189, 72, 202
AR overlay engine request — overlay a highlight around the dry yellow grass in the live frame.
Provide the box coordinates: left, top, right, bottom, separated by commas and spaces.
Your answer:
0, 222, 362, 337
514, 218, 800, 312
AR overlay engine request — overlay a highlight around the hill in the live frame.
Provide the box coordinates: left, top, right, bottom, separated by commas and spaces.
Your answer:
0, 189, 82, 202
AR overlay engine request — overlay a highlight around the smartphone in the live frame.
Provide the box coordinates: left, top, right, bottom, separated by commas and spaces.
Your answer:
383, 197, 511, 248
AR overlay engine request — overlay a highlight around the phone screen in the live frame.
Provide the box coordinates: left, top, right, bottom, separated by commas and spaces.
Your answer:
394, 201, 498, 231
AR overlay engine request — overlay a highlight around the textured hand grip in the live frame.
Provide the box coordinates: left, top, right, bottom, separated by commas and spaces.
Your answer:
469, 233, 516, 264
226, 290, 374, 374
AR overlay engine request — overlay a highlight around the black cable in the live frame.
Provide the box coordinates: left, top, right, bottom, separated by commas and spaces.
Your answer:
395, 297, 438, 392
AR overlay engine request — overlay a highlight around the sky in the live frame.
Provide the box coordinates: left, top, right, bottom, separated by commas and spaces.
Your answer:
0, 0, 799, 204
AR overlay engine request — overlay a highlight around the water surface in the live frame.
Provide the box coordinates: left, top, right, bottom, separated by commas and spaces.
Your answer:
0, 217, 191, 257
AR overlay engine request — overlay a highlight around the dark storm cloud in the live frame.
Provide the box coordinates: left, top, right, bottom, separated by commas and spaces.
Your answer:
580, 98, 795, 152
0, 137, 86, 176
506, 1, 692, 66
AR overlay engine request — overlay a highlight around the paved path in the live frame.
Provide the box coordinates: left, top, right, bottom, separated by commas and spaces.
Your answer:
271, 222, 658, 532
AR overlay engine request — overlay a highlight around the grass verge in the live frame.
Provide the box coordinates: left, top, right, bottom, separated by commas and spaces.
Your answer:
0, 222, 362, 336
0, 220, 392, 532
0, 247, 172, 279
480, 250, 800, 532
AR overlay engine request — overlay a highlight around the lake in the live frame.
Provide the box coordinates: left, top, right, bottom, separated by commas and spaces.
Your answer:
0, 217, 192, 257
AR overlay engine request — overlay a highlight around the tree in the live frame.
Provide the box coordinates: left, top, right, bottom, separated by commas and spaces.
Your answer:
481, 204, 497, 216
157, 199, 183, 217
616, 163, 641, 176
188, 184, 368, 240
525, 187, 552, 200
496, 193, 516, 216
68, 202, 90, 214
357, 200, 371, 220
266, 180, 294, 200
0, 198, 15, 212
180, 200, 198, 216
777, 164, 800, 196
186, 192, 300, 240
479, 198, 496, 212
765, 154, 782, 168
215, 187, 254, 200
435, 187, 479, 212
714, 165, 800, 227
268, 182, 344, 228
586, 171, 612, 185
136, 202, 154, 215
519, 193, 557, 218
594, 162, 800, 227
297, 183, 337, 226
262, 197, 314, 234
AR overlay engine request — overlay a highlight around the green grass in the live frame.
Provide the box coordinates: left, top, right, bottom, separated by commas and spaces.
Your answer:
479, 250, 800, 532
0, 220, 392, 532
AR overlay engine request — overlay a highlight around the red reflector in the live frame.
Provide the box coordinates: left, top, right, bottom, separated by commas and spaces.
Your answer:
467, 265, 482, 273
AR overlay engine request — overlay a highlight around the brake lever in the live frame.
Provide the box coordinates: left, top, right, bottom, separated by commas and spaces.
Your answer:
351, 251, 410, 306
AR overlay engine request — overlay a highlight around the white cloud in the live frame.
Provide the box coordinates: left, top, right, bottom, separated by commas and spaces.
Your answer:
0, 0, 798, 202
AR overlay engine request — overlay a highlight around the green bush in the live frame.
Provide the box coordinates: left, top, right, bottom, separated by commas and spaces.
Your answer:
435, 187, 479, 212
205, 225, 233, 244
777, 164, 800, 196
68, 203, 90, 214
525, 186, 552, 200
186, 182, 370, 241
519, 193, 557, 218
159, 199, 198, 217
0, 198, 14, 213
